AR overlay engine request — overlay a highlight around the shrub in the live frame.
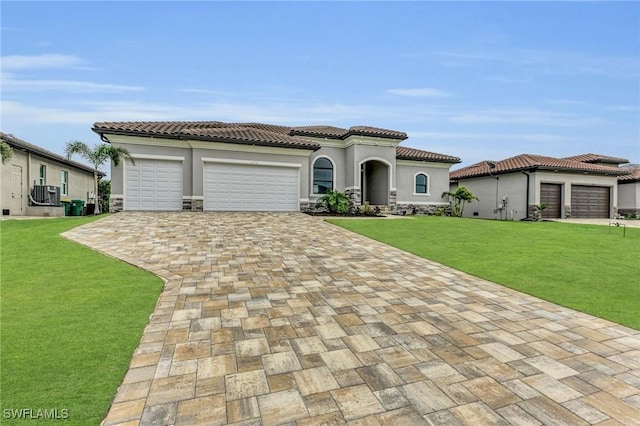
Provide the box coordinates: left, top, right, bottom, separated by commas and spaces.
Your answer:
316, 190, 351, 214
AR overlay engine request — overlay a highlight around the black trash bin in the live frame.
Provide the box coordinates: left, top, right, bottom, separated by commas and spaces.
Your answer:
85, 203, 95, 215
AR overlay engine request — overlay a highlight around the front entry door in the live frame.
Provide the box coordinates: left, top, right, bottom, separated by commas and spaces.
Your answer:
11, 165, 23, 215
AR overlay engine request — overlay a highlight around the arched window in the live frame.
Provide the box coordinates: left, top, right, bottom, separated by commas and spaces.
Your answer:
313, 157, 333, 194
415, 173, 428, 194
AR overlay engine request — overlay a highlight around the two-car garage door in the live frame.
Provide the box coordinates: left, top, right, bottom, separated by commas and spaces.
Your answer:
204, 162, 299, 211
125, 159, 300, 211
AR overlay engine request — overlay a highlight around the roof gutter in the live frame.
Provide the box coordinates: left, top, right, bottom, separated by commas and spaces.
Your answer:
522, 170, 531, 219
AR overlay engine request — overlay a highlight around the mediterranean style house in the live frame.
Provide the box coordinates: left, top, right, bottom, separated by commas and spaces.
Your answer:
1, 132, 103, 217
92, 121, 461, 213
449, 153, 631, 220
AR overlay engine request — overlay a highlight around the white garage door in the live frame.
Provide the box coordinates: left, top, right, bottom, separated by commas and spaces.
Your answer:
125, 159, 183, 211
204, 162, 299, 211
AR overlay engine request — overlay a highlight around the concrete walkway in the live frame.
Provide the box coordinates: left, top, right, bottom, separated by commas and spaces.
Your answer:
552, 218, 640, 228
63, 212, 640, 425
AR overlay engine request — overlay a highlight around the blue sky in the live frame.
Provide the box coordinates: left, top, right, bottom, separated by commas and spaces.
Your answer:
2, 1, 639, 172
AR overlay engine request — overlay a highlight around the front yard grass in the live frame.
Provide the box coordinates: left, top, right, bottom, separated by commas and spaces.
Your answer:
329, 216, 640, 329
1, 217, 164, 425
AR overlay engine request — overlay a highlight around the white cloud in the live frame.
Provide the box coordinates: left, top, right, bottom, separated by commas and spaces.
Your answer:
407, 131, 569, 143
448, 109, 607, 127
2, 53, 85, 70
387, 88, 452, 98
438, 48, 639, 80
2, 76, 144, 93
0, 99, 390, 127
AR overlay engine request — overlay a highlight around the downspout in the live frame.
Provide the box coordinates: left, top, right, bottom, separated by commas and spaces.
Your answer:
522, 170, 530, 220
487, 162, 499, 219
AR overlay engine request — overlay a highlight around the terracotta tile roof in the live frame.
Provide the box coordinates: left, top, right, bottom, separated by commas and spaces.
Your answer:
93, 121, 409, 149
1, 131, 105, 176
563, 153, 630, 165
290, 125, 408, 140
93, 121, 320, 150
618, 166, 640, 182
290, 126, 351, 138
180, 126, 318, 148
348, 126, 408, 140
396, 146, 461, 163
450, 153, 628, 181
93, 121, 226, 135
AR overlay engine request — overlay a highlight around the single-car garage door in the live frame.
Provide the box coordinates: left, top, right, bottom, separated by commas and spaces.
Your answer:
540, 183, 562, 219
125, 159, 183, 210
204, 162, 299, 211
571, 185, 610, 218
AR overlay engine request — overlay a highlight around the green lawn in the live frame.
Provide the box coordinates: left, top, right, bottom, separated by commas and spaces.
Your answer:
1, 217, 164, 425
329, 216, 640, 329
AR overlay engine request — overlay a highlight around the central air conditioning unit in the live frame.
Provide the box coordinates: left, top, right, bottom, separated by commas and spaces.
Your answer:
31, 185, 61, 206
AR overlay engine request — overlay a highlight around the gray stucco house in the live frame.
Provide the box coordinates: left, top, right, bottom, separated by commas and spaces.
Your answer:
92, 121, 460, 213
618, 165, 640, 217
1, 132, 103, 217
449, 153, 629, 220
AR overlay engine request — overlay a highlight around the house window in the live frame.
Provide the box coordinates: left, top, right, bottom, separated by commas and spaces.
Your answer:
39, 165, 46, 185
61, 170, 69, 196
415, 173, 429, 194
313, 157, 334, 194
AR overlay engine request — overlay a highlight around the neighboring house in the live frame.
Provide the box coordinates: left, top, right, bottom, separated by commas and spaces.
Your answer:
0, 132, 104, 217
618, 165, 640, 217
92, 121, 460, 213
449, 153, 629, 220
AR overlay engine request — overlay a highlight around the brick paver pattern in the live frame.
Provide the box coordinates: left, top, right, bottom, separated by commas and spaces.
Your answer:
63, 212, 640, 425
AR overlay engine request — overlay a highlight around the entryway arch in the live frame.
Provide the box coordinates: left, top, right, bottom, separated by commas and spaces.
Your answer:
359, 158, 391, 205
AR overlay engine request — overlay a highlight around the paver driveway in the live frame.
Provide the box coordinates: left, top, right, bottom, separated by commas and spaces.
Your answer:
63, 212, 640, 426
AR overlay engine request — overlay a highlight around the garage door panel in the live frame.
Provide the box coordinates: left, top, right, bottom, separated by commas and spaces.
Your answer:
126, 160, 183, 211
540, 183, 562, 219
204, 163, 298, 211
571, 185, 609, 218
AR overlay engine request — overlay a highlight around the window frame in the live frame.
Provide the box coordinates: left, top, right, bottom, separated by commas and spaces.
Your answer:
312, 156, 335, 195
60, 170, 69, 196
39, 164, 47, 185
413, 172, 430, 195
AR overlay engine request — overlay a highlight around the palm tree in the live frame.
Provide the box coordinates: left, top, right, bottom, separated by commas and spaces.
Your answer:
1, 139, 14, 164
441, 186, 479, 217
65, 141, 134, 214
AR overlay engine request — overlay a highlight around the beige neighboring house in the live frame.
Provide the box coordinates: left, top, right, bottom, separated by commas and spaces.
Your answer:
449, 153, 629, 220
92, 121, 460, 213
1, 132, 104, 217
618, 165, 640, 217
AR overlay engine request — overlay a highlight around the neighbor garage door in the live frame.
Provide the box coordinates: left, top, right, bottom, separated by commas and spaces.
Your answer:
571, 185, 610, 218
125, 159, 183, 210
204, 162, 299, 211
540, 183, 562, 219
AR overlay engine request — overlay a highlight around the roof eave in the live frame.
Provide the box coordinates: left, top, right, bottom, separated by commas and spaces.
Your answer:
94, 128, 321, 151
397, 155, 461, 164
6, 136, 106, 176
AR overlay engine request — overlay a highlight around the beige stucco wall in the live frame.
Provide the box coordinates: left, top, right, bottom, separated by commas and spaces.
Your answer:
1, 149, 96, 216
455, 172, 529, 220
618, 181, 639, 211
108, 135, 313, 207
395, 161, 452, 206
309, 146, 347, 203
534, 171, 618, 217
